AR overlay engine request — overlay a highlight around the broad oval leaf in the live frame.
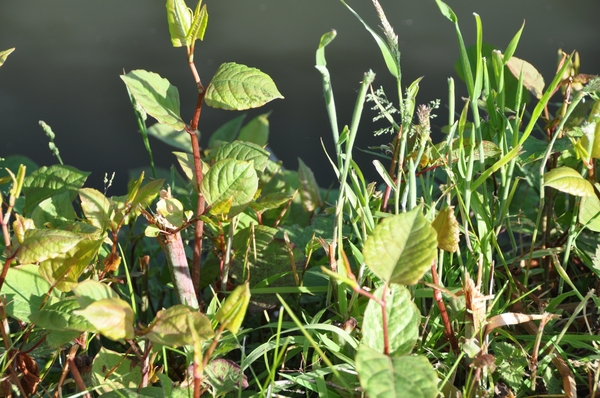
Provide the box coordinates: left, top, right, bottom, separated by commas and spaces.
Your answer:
74, 298, 134, 341
363, 207, 437, 285
214, 141, 270, 174
579, 185, 600, 232
121, 70, 185, 130
431, 206, 460, 253
144, 305, 214, 347
205, 62, 283, 111
362, 285, 420, 356
3, 264, 58, 323
543, 166, 594, 197
356, 344, 438, 398
29, 297, 96, 333
19, 229, 83, 264
506, 55, 545, 99
79, 188, 112, 230
73, 280, 119, 309
147, 123, 192, 152
200, 158, 258, 217
91, 347, 143, 394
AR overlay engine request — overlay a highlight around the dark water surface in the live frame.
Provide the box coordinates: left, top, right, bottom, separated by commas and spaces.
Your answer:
1, 0, 599, 191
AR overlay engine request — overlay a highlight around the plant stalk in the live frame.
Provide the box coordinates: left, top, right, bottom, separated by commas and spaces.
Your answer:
158, 232, 200, 309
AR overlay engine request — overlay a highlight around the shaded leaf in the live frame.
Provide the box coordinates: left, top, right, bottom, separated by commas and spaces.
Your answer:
147, 123, 192, 152
208, 114, 246, 149
31, 191, 76, 228
298, 158, 321, 212
431, 206, 459, 252
362, 285, 420, 356
91, 347, 142, 393
579, 185, 600, 231
74, 298, 135, 341
362, 207, 437, 285
356, 344, 438, 398
29, 298, 96, 332
544, 166, 594, 197
205, 62, 283, 110
3, 264, 57, 323
205, 359, 249, 395
237, 112, 270, 146
121, 70, 185, 130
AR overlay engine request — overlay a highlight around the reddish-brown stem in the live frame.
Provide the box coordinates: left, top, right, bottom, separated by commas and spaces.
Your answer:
430, 258, 459, 353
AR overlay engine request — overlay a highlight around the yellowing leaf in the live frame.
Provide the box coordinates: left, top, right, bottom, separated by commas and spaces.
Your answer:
215, 282, 250, 334
506, 55, 545, 99
431, 206, 459, 253
544, 166, 594, 197
74, 298, 134, 341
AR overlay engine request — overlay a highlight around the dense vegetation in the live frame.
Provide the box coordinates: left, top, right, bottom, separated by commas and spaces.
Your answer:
1, 0, 599, 397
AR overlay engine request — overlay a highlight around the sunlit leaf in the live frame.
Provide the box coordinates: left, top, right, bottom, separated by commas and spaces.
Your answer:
144, 305, 214, 347
166, 0, 192, 47
74, 298, 134, 341
29, 298, 96, 332
121, 70, 185, 130
19, 229, 83, 264
579, 184, 600, 231
73, 280, 119, 309
91, 347, 143, 393
213, 141, 270, 174
431, 206, 459, 252
356, 344, 438, 398
215, 282, 251, 334
79, 188, 112, 230
3, 264, 58, 323
362, 207, 437, 285
0, 47, 15, 67
205, 62, 283, 110
205, 359, 249, 395
187, 2, 208, 43
362, 284, 420, 356
201, 158, 258, 217
543, 166, 594, 197
506, 55, 545, 99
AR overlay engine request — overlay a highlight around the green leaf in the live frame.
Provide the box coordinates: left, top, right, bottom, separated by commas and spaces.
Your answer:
31, 191, 77, 228
187, 2, 208, 43
38, 237, 103, 292
74, 298, 135, 341
166, 0, 192, 47
362, 207, 437, 285
208, 114, 246, 149
249, 192, 292, 213
205, 359, 249, 395
205, 62, 283, 110
22, 165, 89, 216
237, 112, 270, 146
506, 55, 545, 99
147, 123, 192, 152
121, 70, 185, 130
144, 305, 214, 347
579, 185, 600, 231
131, 178, 165, 210
73, 280, 119, 309
434, 0, 458, 23
543, 166, 594, 197
91, 347, 143, 393
0, 47, 15, 68
156, 196, 185, 228
503, 21, 525, 64
19, 229, 83, 264
3, 264, 57, 323
201, 158, 258, 217
79, 188, 112, 230
356, 345, 438, 398
362, 285, 420, 356
213, 141, 270, 174
29, 297, 96, 332
298, 158, 321, 212
431, 206, 460, 253
215, 282, 251, 334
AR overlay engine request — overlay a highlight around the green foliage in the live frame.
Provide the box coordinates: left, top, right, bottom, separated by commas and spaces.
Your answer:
1, 0, 599, 396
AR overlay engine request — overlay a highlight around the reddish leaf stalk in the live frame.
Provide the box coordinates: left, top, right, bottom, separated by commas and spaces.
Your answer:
430, 258, 459, 353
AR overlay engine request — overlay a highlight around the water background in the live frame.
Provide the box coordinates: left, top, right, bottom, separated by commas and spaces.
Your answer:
1, 0, 599, 191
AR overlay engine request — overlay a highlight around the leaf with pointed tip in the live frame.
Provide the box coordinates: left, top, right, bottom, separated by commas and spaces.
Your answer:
75, 298, 134, 341
201, 158, 258, 217
147, 123, 192, 152
237, 112, 270, 146
205, 62, 283, 110
0, 47, 15, 67
431, 206, 459, 253
298, 158, 321, 212
166, 0, 192, 47
22, 165, 89, 216
31, 191, 77, 228
356, 344, 438, 398
363, 207, 437, 285
19, 229, 83, 264
73, 280, 119, 309
506, 55, 545, 99
79, 188, 112, 230
214, 141, 269, 174
434, 0, 458, 23
121, 70, 185, 130
215, 283, 250, 334
187, 2, 208, 43
144, 305, 214, 347
362, 285, 420, 356
544, 166, 594, 197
